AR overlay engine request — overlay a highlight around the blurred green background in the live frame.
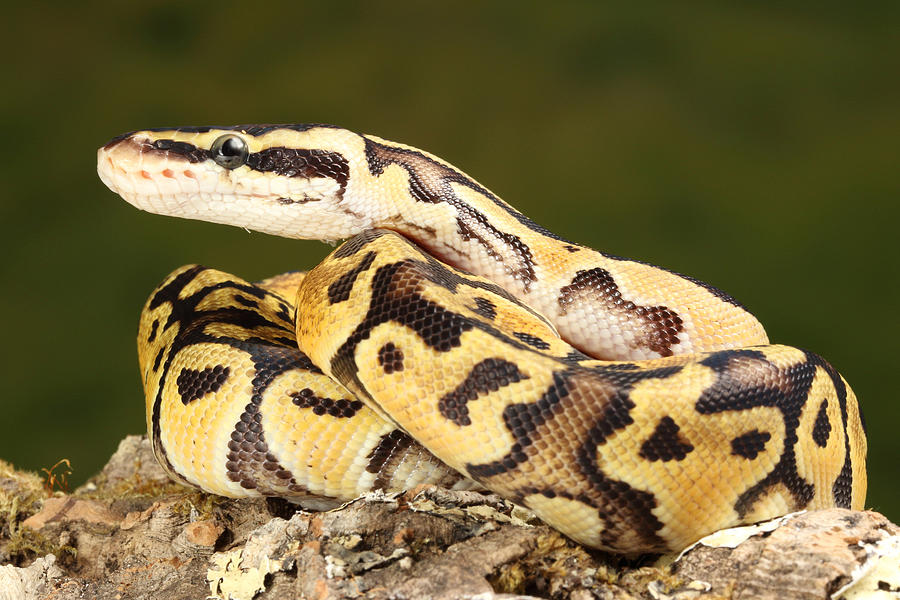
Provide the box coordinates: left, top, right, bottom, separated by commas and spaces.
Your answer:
1, 3, 896, 520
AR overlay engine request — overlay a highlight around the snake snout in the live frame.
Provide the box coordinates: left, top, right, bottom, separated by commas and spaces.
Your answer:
97, 135, 201, 215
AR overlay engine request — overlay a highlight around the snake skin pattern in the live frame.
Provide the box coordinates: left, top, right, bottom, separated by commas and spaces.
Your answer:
98, 124, 866, 554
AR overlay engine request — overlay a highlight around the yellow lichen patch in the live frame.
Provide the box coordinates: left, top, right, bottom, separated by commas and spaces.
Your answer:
0, 459, 48, 533
208, 547, 282, 600
0, 459, 75, 564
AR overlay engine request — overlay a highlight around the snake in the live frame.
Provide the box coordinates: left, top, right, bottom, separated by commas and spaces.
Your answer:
96, 124, 867, 554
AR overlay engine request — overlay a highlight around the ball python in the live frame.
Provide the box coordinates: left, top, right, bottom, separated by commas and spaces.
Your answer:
97, 124, 867, 554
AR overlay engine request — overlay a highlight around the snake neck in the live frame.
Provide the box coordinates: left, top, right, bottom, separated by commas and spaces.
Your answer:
97, 123, 553, 295
99, 124, 769, 360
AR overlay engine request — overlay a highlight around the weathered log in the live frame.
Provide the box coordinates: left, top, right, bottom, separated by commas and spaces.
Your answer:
1, 436, 896, 600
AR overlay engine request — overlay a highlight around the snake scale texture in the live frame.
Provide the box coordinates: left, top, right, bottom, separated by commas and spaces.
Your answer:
97, 124, 866, 554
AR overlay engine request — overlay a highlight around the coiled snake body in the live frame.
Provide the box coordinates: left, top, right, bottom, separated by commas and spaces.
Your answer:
97, 124, 866, 554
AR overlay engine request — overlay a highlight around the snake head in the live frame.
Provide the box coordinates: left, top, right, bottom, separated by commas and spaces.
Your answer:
97, 124, 387, 241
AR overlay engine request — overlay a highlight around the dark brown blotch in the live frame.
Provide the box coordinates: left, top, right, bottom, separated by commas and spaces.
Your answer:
225, 401, 307, 494
558, 267, 683, 357
235, 295, 259, 309
471, 297, 497, 320
333, 229, 386, 258
456, 211, 537, 288
512, 331, 550, 350
377, 342, 405, 374
147, 319, 159, 343
176, 365, 230, 404
366, 429, 415, 490
327, 251, 376, 304
730, 429, 772, 459
812, 398, 831, 448
151, 139, 211, 163
438, 358, 527, 426
247, 147, 350, 197
290, 388, 364, 418
639, 416, 694, 462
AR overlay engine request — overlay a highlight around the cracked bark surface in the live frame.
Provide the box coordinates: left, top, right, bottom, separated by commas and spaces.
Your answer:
1, 436, 897, 600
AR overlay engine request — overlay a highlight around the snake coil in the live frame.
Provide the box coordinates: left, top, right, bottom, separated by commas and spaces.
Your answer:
98, 124, 866, 554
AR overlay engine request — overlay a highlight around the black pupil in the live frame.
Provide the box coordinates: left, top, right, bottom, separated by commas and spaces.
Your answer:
220, 137, 243, 157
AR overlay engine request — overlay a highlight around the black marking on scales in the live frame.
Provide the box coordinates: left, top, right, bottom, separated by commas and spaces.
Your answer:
224, 342, 316, 493
454, 206, 537, 289
802, 351, 858, 507
153, 347, 165, 372
176, 366, 231, 404
438, 359, 528, 426
366, 429, 416, 490
812, 398, 831, 448
695, 349, 818, 516
558, 267, 684, 357
362, 138, 551, 288
233, 124, 342, 136
147, 319, 159, 343
512, 331, 550, 350
332, 229, 387, 258
328, 252, 377, 304
328, 254, 571, 401
246, 147, 350, 197
464, 365, 681, 553
148, 139, 211, 163
362, 137, 571, 243
377, 343, 405, 374
730, 430, 772, 460
145, 266, 317, 493
639, 416, 694, 462
235, 295, 259, 309
600, 251, 749, 311
471, 297, 497, 320
290, 388, 364, 418
275, 302, 294, 327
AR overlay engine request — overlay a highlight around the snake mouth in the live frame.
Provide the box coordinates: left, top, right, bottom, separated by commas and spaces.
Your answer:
98, 133, 313, 210
97, 135, 211, 211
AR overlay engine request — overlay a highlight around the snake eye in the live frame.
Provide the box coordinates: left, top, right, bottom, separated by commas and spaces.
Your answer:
210, 134, 249, 169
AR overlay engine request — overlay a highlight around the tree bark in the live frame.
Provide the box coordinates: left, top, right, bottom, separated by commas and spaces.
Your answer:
1, 436, 897, 600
